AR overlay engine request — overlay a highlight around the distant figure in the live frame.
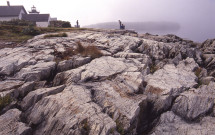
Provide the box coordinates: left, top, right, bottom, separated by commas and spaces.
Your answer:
75, 20, 80, 28
119, 20, 122, 28
118, 20, 125, 30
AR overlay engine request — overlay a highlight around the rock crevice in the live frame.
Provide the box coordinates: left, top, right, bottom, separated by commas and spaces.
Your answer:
0, 30, 215, 135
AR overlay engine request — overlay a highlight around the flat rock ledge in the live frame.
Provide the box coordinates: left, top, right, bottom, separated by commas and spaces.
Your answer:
0, 29, 215, 135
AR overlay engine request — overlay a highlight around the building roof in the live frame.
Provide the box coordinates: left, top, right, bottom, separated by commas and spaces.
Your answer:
0, 6, 27, 17
22, 14, 50, 22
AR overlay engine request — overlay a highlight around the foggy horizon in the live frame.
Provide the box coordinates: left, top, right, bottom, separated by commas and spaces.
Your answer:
0, 0, 215, 42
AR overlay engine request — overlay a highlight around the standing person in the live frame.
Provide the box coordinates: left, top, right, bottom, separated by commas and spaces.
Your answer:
119, 20, 122, 29
76, 20, 80, 28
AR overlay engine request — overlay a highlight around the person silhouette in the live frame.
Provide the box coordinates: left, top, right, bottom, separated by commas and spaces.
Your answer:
119, 20, 122, 29
76, 20, 80, 28
118, 20, 125, 30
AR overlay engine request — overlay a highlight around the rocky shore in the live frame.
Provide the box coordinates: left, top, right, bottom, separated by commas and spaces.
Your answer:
0, 29, 215, 135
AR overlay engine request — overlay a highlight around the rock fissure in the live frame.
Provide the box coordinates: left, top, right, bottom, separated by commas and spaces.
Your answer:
1, 30, 215, 135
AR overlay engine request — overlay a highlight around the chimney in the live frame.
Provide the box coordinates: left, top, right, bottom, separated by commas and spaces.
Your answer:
7, 1, 10, 6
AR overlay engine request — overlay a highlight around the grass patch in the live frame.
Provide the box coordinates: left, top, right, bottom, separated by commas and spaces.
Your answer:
44, 33, 68, 38
80, 119, 90, 135
115, 118, 125, 135
109, 128, 115, 134
52, 47, 75, 63
194, 67, 203, 88
194, 67, 202, 78
75, 41, 103, 59
149, 64, 158, 74
52, 41, 103, 63
0, 95, 12, 111
0, 25, 89, 43
146, 86, 163, 95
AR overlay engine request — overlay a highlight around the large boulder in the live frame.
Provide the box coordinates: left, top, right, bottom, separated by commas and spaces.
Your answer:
144, 58, 198, 113
57, 56, 91, 72
53, 56, 146, 85
21, 85, 65, 111
0, 80, 24, 92
16, 61, 56, 81
172, 89, 214, 121
25, 85, 116, 135
0, 47, 33, 75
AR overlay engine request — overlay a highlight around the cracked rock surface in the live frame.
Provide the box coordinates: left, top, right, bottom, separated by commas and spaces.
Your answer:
0, 29, 215, 135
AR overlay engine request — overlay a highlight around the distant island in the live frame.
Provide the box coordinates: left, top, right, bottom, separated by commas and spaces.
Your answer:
85, 21, 181, 34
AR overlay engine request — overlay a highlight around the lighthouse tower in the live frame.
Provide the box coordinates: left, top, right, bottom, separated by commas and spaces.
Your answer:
29, 5, 40, 14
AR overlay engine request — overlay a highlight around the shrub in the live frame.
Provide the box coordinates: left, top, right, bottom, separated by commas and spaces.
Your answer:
150, 64, 158, 74
52, 47, 75, 63
22, 26, 41, 36
84, 45, 103, 58
194, 67, 202, 88
76, 41, 85, 53
62, 22, 71, 28
44, 33, 68, 38
115, 118, 125, 135
194, 67, 202, 78
75, 41, 103, 59
80, 119, 90, 135
0, 19, 35, 26
52, 41, 102, 63
49, 20, 71, 28
0, 95, 12, 111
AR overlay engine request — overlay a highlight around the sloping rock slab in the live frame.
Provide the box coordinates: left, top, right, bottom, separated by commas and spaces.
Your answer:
0, 109, 31, 135
0, 80, 24, 92
172, 82, 215, 121
16, 61, 56, 81
144, 58, 198, 113
151, 111, 215, 135
21, 85, 65, 111
25, 85, 116, 135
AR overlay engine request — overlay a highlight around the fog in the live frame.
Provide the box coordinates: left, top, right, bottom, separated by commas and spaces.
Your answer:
1, 0, 215, 42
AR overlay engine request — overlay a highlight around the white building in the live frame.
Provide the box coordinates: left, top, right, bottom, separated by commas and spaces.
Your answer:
21, 6, 51, 27
0, 2, 52, 27
0, 1, 27, 21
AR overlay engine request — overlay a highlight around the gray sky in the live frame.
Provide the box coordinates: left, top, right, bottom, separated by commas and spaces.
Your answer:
1, 0, 215, 41
1, 0, 215, 25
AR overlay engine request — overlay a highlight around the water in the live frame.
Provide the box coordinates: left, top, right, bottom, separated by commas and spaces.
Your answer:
137, 26, 215, 43
86, 22, 215, 43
